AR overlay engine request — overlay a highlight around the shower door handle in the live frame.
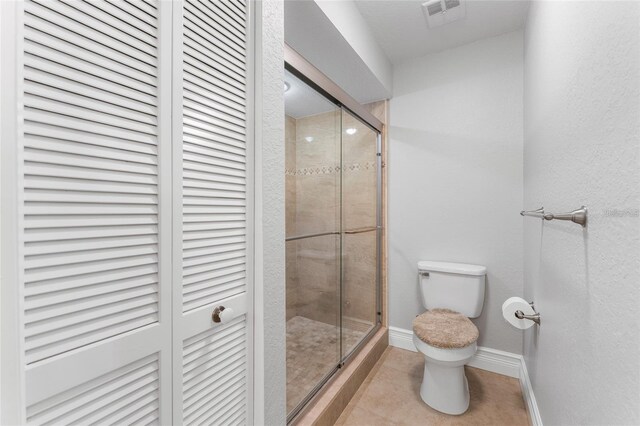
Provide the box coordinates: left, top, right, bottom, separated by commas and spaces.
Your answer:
344, 227, 380, 235
285, 231, 340, 242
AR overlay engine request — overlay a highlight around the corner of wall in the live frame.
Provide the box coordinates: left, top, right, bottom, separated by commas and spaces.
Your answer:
254, 0, 286, 424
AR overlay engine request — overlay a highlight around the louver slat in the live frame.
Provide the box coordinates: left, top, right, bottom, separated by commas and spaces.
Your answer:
182, 0, 248, 313
24, 41, 157, 97
23, 19, 157, 87
177, 2, 249, 425
22, 0, 162, 365
26, 354, 160, 425
182, 317, 247, 425
106, 0, 158, 31
30, 0, 158, 61
23, 3, 157, 76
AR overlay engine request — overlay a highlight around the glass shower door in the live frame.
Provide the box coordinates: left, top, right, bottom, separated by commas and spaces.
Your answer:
284, 67, 382, 420
341, 109, 380, 358
284, 69, 342, 416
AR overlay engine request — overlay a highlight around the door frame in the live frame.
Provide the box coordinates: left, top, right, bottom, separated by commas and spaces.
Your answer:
1, 0, 26, 423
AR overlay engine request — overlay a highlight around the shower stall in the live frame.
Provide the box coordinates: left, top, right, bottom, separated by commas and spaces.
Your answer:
284, 50, 382, 420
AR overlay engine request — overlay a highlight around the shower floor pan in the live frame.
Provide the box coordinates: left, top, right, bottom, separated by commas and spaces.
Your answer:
286, 316, 372, 414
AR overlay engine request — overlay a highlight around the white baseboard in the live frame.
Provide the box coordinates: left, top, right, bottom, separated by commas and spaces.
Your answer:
518, 354, 542, 426
388, 327, 542, 425
388, 326, 416, 352
467, 346, 521, 378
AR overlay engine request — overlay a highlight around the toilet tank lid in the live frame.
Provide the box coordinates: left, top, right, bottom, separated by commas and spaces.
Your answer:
418, 261, 486, 276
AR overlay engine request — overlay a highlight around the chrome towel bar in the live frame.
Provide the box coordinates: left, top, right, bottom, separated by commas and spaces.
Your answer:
521, 206, 588, 228
520, 206, 545, 218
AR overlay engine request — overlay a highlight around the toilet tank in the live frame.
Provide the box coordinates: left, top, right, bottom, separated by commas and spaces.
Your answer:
417, 261, 486, 318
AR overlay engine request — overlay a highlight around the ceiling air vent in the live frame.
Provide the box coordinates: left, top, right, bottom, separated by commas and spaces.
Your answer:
421, 0, 466, 28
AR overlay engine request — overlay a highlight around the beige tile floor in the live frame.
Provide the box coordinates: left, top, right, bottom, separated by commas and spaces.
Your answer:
335, 347, 529, 426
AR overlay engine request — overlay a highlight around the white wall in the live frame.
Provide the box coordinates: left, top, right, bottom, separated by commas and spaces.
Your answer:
284, 0, 391, 103
314, 0, 392, 95
523, 2, 640, 424
389, 30, 524, 354
255, 0, 286, 424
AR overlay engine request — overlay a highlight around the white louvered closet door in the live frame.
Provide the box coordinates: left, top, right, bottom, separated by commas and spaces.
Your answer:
16, 0, 173, 423
172, 0, 252, 425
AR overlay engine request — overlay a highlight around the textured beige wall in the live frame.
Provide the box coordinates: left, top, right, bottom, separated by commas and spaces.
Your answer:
294, 111, 341, 235
291, 110, 341, 325
341, 111, 378, 333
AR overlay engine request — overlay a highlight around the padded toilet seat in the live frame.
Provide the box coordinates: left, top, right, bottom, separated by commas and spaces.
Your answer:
413, 308, 479, 349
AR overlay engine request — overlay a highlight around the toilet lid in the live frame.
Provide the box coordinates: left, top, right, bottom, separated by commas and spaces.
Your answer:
413, 308, 479, 349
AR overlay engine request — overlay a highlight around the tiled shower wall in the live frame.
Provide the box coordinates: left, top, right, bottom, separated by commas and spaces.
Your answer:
286, 110, 341, 325
342, 111, 377, 330
285, 115, 298, 321
285, 109, 378, 330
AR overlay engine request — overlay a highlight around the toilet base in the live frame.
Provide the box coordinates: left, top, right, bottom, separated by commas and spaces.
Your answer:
419, 358, 470, 415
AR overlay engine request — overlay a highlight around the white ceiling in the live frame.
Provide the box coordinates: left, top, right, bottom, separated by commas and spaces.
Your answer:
284, 69, 337, 119
355, 0, 530, 64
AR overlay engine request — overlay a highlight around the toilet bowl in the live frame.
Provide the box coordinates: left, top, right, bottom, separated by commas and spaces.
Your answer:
414, 261, 486, 415
412, 309, 479, 414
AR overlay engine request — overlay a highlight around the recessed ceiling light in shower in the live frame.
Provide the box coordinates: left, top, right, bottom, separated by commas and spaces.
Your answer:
345, 128, 357, 135
305, 136, 314, 143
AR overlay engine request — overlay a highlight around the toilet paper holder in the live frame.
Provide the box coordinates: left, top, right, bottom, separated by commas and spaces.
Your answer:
515, 302, 541, 325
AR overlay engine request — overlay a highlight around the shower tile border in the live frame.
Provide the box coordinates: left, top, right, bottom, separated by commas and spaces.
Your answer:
285, 161, 377, 176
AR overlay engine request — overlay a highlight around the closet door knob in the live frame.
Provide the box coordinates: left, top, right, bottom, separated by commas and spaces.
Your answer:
212, 306, 234, 324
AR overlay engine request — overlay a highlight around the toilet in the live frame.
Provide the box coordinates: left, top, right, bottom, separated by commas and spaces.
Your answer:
412, 261, 486, 415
